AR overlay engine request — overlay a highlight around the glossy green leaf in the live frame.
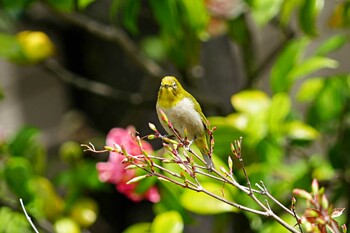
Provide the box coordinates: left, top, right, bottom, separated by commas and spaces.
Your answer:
122, 0, 141, 35
251, 0, 284, 26
268, 93, 291, 132
151, 211, 183, 233
179, 0, 209, 37
315, 34, 348, 56
270, 38, 309, 93
288, 56, 338, 81
298, 0, 324, 35
285, 121, 319, 140
122, 222, 151, 233
231, 90, 270, 114
296, 77, 324, 102
180, 182, 236, 214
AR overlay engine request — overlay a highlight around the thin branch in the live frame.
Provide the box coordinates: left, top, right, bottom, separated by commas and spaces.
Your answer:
43, 3, 166, 78
43, 58, 144, 104
20, 198, 39, 233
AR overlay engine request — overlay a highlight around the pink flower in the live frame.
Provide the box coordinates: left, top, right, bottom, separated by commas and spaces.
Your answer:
96, 126, 160, 203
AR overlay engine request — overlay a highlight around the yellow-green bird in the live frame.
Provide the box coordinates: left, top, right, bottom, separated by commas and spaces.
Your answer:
156, 76, 214, 171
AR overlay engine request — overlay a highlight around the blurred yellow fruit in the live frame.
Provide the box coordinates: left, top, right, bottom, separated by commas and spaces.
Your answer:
54, 218, 81, 233
70, 198, 98, 228
16, 31, 54, 62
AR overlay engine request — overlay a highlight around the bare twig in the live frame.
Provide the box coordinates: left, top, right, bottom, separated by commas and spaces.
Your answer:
44, 3, 166, 78
20, 198, 39, 233
43, 59, 144, 104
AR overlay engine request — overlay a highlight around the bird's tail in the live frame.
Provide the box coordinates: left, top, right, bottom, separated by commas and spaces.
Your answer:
202, 152, 215, 172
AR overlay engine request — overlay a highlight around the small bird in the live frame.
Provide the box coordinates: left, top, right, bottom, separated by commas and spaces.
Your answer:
156, 76, 214, 171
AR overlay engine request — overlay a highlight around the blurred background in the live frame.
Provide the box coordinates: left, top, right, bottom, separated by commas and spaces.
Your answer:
0, 0, 350, 232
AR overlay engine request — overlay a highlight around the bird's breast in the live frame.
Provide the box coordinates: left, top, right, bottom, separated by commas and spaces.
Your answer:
157, 97, 204, 140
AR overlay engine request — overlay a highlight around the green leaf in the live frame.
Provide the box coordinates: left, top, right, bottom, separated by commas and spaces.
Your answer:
122, 222, 151, 233
78, 0, 95, 10
141, 36, 167, 62
307, 75, 348, 126
296, 77, 324, 102
280, 0, 302, 25
285, 121, 319, 140
1, 0, 33, 12
231, 90, 270, 114
268, 93, 291, 132
0, 207, 31, 233
179, 0, 209, 38
251, 0, 284, 26
288, 56, 338, 81
149, 0, 181, 37
4, 157, 34, 202
270, 38, 309, 93
180, 182, 236, 214
298, 0, 324, 35
8, 127, 46, 174
151, 211, 183, 233
122, 0, 141, 35
315, 34, 348, 56
0, 32, 22, 60
109, 0, 123, 21
46, 0, 74, 12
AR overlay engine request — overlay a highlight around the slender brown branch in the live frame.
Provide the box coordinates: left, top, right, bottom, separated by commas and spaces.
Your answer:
43, 58, 144, 104
43, 3, 166, 78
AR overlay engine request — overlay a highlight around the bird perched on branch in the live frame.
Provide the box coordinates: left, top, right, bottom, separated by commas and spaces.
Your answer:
156, 76, 214, 171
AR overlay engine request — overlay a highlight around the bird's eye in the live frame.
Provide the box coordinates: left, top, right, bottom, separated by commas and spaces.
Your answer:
172, 82, 177, 89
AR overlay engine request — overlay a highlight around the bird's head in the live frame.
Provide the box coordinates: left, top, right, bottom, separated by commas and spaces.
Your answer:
157, 76, 186, 107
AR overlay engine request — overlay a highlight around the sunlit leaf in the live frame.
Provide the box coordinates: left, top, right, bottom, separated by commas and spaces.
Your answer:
270, 38, 309, 93
298, 0, 324, 35
268, 93, 291, 132
296, 77, 324, 102
285, 121, 319, 140
315, 35, 348, 56
122, 222, 151, 233
180, 182, 236, 214
0, 207, 31, 233
151, 211, 183, 233
231, 90, 270, 114
288, 56, 338, 81
250, 0, 284, 26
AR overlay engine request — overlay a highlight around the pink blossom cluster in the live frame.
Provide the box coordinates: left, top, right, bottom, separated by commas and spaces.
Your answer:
96, 127, 160, 203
